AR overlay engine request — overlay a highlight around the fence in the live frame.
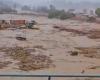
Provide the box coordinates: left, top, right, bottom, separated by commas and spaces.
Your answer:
0, 73, 100, 80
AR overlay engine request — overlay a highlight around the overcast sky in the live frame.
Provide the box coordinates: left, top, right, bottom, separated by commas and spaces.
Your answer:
12, 0, 99, 6
13, 0, 51, 6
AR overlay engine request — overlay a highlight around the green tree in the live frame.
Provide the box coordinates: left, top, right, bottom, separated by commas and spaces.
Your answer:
49, 5, 56, 11
95, 8, 100, 17
21, 5, 31, 11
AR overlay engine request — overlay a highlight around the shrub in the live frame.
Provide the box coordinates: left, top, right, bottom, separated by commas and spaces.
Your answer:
48, 10, 60, 18
60, 12, 75, 20
48, 9, 75, 20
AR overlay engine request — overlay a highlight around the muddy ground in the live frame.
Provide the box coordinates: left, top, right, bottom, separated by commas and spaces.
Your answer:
0, 14, 100, 80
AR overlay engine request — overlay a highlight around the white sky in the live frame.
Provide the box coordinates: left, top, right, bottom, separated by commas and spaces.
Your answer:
12, 0, 99, 6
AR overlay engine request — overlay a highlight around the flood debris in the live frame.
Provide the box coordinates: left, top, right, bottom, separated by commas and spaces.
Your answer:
0, 20, 10, 29
70, 51, 79, 56
0, 61, 12, 69
16, 30, 27, 41
88, 66, 100, 69
81, 70, 85, 74
0, 47, 53, 71
16, 36, 27, 41
53, 26, 87, 35
10, 20, 26, 26
26, 20, 37, 29
53, 25, 100, 39
33, 45, 47, 50
49, 54, 53, 56
76, 47, 100, 58
87, 30, 100, 39
53, 26, 61, 29
0, 20, 37, 30
18, 54, 53, 71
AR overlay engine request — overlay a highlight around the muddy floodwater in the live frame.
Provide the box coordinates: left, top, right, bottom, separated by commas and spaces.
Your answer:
0, 14, 100, 80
